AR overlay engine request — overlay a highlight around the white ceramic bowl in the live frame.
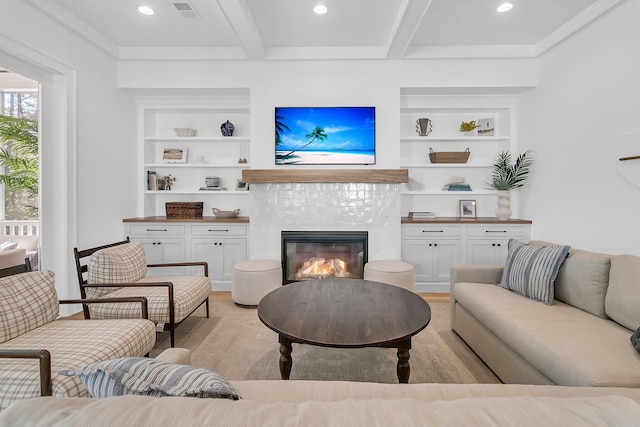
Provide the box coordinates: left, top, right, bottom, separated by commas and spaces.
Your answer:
174, 127, 197, 137
212, 208, 239, 218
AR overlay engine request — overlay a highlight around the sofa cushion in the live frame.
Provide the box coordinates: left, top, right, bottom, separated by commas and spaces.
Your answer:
605, 255, 640, 331
87, 242, 147, 298
530, 241, 610, 318
453, 282, 640, 387
499, 239, 570, 305
0, 271, 58, 344
59, 357, 241, 400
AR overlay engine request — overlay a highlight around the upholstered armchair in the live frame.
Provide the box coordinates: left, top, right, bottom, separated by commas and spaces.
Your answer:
74, 239, 211, 347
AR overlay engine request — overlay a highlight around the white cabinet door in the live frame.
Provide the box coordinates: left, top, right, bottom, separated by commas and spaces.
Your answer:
466, 239, 510, 265
135, 237, 187, 276
403, 238, 461, 283
191, 238, 247, 282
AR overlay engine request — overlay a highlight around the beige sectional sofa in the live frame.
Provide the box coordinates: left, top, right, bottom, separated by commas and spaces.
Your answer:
3, 382, 640, 426
451, 241, 640, 387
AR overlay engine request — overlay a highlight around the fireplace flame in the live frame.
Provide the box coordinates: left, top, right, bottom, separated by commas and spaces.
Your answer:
295, 257, 352, 279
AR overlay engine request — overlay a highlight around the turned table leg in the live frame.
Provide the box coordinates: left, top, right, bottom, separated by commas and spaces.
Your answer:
397, 347, 411, 383
279, 336, 293, 380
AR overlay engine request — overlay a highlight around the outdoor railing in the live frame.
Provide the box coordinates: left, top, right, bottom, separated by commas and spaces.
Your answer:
0, 220, 39, 236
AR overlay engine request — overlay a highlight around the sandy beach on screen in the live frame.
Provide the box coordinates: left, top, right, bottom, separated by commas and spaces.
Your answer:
276, 151, 375, 164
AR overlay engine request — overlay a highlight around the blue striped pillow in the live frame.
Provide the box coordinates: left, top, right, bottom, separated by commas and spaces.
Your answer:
59, 357, 241, 400
499, 239, 570, 305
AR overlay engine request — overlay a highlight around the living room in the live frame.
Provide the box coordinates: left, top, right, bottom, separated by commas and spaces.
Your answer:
1, 1, 640, 424
2, 0, 638, 303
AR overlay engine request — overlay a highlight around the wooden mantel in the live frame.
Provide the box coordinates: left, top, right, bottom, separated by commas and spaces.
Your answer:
242, 169, 409, 184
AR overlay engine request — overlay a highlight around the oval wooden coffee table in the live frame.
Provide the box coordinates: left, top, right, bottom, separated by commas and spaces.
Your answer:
257, 278, 431, 383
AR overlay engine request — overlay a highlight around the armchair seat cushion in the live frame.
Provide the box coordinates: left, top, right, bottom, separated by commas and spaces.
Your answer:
0, 318, 155, 411
87, 276, 211, 332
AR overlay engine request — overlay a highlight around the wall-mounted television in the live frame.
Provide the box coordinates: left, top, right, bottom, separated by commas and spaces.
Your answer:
275, 106, 375, 165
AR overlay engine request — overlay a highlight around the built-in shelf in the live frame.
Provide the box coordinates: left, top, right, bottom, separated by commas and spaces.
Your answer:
145, 163, 251, 168
242, 169, 409, 183
401, 216, 532, 224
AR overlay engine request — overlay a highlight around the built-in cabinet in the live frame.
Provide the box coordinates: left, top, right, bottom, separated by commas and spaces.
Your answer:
402, 218, 531, 292
400, 89, 521, 218
124, 218, 249, 290
136, 90, 251, 218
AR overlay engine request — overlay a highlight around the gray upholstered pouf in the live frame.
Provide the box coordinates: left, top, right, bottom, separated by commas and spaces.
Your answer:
231, 259, 282, 307
364, 260, 415, 292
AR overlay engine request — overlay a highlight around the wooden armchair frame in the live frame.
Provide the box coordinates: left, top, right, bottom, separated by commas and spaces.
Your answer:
73, 238, 210, 347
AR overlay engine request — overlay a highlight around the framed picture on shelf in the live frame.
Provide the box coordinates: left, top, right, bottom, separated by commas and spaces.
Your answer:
476, 118, 495, 136
235, 179, 249, 191
162, 148, 187, 163
459, 200, 476, 219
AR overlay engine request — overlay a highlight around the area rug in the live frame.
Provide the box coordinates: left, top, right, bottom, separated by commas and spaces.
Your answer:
151, 299, 500, 384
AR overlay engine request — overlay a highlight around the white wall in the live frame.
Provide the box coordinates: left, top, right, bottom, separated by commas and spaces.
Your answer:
519, 0, 640, 255
0, 1, 137, 303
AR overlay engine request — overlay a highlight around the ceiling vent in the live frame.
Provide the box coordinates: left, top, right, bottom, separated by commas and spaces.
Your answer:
173, 2, 200, 19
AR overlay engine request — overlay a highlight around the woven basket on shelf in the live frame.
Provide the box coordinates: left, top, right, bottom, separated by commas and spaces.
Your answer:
165, 202, 203, 218
428, 147, 470, 164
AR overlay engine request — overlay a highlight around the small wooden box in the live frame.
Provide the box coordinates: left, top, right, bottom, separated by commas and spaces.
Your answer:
428, 147, 470, 164
165, 202, 203, 218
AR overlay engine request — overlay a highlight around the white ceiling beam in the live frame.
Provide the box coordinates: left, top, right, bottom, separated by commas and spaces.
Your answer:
216, 0, 265, 60
534, 0, 625, 56
385, 0, 433, 59
25, 0, 119, 59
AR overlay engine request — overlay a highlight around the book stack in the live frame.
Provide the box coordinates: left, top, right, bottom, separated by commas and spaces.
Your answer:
199, 186, 227, 191
442, 176, 472, 191
408, 211, 437, 219
147, 171, 158, 191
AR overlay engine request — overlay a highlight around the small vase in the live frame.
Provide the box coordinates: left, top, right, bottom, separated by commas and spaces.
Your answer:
496, 190, 512, 221
220, 120, 234, 137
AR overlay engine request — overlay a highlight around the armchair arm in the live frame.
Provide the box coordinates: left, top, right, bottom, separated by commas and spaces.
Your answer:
147, 261, 208, 277
0, 349, 51, 396
81, 283, 174, 325
60, 296, 149, 320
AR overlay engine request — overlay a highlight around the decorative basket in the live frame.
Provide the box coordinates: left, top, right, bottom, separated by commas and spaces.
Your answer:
428, 147, 470, 164
165, 202, 203, 218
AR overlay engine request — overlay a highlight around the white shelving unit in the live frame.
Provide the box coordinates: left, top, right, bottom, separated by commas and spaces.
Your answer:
400, 89, 519, 218
136, 91, 251, 217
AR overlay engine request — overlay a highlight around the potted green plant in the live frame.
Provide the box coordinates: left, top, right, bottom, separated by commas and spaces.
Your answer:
485, 150, 533, 220
459, 120, 478, 135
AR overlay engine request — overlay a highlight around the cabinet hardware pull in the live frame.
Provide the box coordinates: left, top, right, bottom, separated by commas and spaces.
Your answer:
485, 230, 507, 233
422, 230, 443, 233
208, 229, 229, 232
146, 229, 167, 232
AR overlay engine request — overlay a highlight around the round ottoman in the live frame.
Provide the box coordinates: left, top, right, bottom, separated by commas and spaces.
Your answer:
232, 259, 282, 307
364, 260, 415, 292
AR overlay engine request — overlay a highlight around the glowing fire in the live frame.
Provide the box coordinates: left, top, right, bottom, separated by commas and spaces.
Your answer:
295, 257, 351, 279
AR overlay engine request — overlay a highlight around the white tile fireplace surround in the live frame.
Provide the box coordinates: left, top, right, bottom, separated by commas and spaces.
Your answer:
244, 170, 409, 262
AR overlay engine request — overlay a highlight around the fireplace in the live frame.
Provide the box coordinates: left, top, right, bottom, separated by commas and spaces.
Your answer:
281, 231, 368, 284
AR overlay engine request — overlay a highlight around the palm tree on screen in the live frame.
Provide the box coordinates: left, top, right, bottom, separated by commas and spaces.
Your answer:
275, 114, 291, 146
282, 126, 327, 157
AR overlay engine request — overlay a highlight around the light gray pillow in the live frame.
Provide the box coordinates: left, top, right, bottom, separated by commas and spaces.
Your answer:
59, 357, 241, 400
499, 239, 570, 305
529, 241, 611, 318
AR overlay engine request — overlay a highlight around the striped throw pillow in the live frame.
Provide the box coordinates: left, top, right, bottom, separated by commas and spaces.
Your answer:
499, 239, 570, 305
59, 357, 241, 400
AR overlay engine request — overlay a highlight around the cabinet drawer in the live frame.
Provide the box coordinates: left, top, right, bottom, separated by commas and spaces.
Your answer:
403, 225, 461, 238
466, 225, 527, 238
191, 225, 247, 237
129, 225, 186, 236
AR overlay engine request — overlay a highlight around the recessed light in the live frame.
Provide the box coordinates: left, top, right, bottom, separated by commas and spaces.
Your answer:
138, 5, 154, 15
497, 2, 513, 13
314, 4, 328, 15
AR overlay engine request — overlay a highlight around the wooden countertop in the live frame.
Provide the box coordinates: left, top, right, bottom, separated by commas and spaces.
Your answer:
123, 216, 250, 223
401, 217, 532, 224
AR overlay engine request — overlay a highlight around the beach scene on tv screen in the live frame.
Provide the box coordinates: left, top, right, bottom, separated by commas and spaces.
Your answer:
275, 107, 375, 165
